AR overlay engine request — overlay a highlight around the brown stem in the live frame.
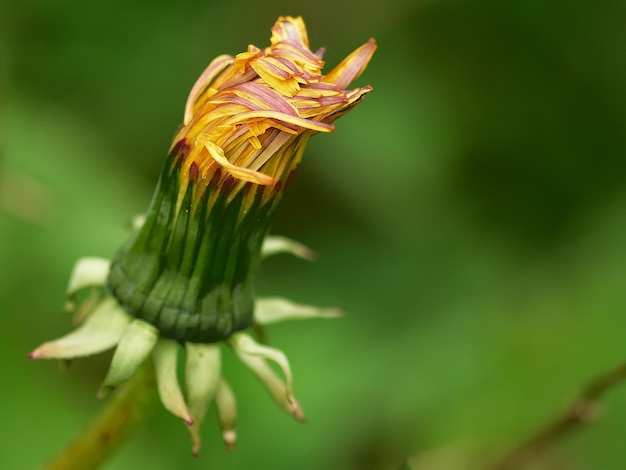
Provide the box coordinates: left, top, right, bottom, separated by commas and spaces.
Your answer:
43, 361, 157, 470
491, 360, 626, 470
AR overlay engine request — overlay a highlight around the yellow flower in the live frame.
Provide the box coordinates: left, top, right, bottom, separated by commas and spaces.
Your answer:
176, 16, 375, 202
29, 16, 375, 456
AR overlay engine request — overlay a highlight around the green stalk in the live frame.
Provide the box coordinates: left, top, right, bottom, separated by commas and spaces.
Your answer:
43, 361, 156, 470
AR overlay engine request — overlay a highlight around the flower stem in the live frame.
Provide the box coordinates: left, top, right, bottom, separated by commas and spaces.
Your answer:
43, 360, 157, 470
491, 359, 626, 469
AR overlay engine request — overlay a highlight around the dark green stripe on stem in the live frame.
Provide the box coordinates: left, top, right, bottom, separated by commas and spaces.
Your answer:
108, 152, 279, 343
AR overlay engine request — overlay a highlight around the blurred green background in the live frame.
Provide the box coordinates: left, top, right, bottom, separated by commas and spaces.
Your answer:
2, 0, 626, 469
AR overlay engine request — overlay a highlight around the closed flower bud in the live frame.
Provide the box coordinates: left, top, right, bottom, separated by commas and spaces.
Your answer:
30, 16, 375, 455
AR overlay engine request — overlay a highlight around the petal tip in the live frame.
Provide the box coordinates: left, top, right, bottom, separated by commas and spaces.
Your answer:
326, 308, 343, 318
188, 422, 203, 458
288, 397, 306, 423
96, 386, 113, 399
27, 349, 40, 360
191, 440, 201, 458
27, 343, 57, 360
223, 430, 237, 451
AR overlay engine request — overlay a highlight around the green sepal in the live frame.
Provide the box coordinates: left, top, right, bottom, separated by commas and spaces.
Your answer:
108, 152, 279, 344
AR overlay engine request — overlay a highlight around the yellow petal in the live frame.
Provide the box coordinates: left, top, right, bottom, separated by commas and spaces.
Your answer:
270, 16, 309, 47
184, 55, 234, 125
323, 38, 377, 89
223, 110, 334, 133
197, 137, 275, 185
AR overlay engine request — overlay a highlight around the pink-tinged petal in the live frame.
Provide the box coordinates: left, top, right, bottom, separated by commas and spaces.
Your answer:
184, 55, 234, 125
270, 16, 309, 48
222, 110, 334, 133
28, 297, 129, 360
251, 58, 301, 97
222, 82, 299, 115
233, 45, 261, 73
323, 38, 377, 89
236, 132, 296, 174
318, 86, 374, 124
271, 42, 324, 73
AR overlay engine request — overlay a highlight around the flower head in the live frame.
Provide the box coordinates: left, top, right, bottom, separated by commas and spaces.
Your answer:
29, 16, 375, 455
